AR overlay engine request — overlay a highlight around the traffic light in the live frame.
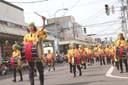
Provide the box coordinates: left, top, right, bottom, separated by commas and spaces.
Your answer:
105, 4, 110, 16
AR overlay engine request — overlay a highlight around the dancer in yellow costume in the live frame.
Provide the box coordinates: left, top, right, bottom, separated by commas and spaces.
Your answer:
67, 44, 73, 73
23, 16, 46, 85
11, 43, 23, 82
47, 50, 55, 71
105, 45, 111, 64
71, 44, 82, 77
114, 33, 128, 73
79, 45, 86, 69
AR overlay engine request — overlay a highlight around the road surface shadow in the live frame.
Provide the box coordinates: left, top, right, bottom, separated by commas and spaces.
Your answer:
54, 80, 105, 85
86, 73, 105, 77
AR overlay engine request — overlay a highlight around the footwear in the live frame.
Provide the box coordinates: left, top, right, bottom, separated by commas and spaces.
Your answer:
34, 73, 37, 77
84, 67, 86, 69
12, 80, 16, 82
53, 68, 55, 71
120, 71, 123, 73
74, 74, 76, 77
79, 73, 82, 76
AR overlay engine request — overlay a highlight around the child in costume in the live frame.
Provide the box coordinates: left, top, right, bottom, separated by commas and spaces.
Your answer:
11, 42, 23, 82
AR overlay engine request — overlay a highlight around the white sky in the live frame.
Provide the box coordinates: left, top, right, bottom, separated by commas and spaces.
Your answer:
5, 0, 122, 40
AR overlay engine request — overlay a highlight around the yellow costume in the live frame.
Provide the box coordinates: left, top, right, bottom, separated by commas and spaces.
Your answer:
47, 53, 54, 65
71, 49, 80, 64
67, 49, 72, 64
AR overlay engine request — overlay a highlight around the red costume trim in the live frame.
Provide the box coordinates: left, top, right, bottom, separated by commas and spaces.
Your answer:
119, 47, 123, 59
25, 43, 32, 62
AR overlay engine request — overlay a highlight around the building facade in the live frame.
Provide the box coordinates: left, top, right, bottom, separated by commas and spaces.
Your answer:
46, 16, 87, 54
0, 0, 27, 60
47, 16, 86, 41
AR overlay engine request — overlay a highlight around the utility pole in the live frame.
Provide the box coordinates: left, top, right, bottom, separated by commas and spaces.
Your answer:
120, 0, 127, 38
126, 0, 128, 18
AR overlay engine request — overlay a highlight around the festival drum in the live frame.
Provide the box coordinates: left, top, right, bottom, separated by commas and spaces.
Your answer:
116, 46, 127, 58
20, 43, 38, 62
8, 57, 19, 68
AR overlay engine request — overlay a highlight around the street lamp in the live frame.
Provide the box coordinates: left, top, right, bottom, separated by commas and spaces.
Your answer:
54, 8, 68, 38
54, 8, 68, 54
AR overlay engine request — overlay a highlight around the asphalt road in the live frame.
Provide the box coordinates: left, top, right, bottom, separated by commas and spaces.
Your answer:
0, 62, 128, 85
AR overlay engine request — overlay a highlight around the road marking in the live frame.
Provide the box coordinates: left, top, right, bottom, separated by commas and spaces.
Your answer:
106, 66, 128, 79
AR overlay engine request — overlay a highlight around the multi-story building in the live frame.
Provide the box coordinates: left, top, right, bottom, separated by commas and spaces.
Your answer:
0, 0, 56, 60
0, 0, 27, 60
47, 16, 86, 54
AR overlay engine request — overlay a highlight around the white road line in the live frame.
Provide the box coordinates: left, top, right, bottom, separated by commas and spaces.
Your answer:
105, 66, 128, 79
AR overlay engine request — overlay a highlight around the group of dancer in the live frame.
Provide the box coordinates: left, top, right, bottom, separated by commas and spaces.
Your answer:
67, 33, 128, 78
7, 13, 128, 85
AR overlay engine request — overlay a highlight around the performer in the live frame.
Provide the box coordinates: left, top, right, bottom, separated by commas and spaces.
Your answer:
11, 43, 23, 82
47, 50, 55, 71
86, 46, 93, 65
71, 44, 82, 77
67, 44, 73, 73
109, 45, 115, 66
105, 45, 111, 64
23, 15, 46, 85
78, 45, 86, 69
113, 45, 119, 70
93, 45, 99, 62
114, 33, 128, 73
98, 45, 106, 66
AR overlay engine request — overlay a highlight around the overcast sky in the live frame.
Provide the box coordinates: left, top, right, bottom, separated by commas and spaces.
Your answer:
5, 0, 122, 40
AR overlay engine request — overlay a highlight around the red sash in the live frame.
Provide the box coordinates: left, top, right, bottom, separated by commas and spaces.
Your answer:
87, 54, 90, 59
76, 56, 80, 64
111, 54, 114, 60
25, 43, 32, 62
119, 47, 123, 59
47, 58, 51, 63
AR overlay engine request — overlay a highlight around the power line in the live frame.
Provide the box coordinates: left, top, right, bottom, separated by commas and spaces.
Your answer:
83, 19, 120, 27
93, 27, 121, 36
6, 0, 47, 3
79, 0, 120, 25
68, 0, 80, 10
80, 8, 104, 25
95, 22, 121, 35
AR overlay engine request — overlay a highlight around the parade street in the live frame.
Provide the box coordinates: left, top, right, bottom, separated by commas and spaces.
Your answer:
0, 63, 128, 85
